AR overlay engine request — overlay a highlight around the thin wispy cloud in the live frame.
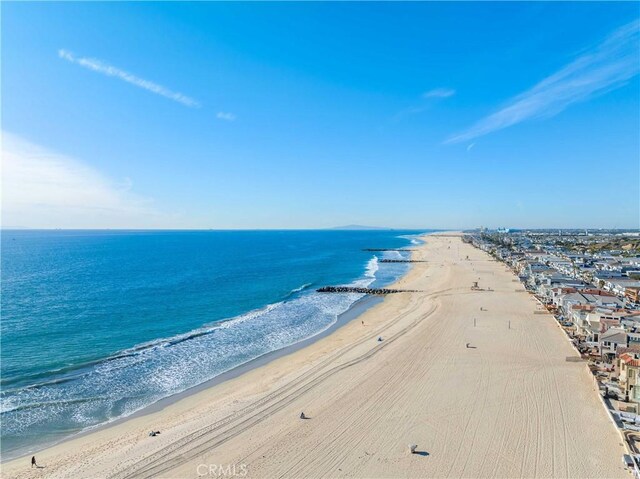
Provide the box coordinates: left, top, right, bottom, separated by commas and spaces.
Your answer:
393, 87, 455, 121
423, 87, 456, 98
446, 19, 640, 144
1, 132, 164, 228
466, 142, 476, 152
58, 49, 200, 108
216, 112, 237, 121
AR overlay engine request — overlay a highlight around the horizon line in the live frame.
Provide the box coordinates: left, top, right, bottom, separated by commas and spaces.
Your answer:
1, 227, 638, 232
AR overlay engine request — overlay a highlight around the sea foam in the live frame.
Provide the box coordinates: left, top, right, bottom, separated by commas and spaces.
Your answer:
0, 252, 406, 459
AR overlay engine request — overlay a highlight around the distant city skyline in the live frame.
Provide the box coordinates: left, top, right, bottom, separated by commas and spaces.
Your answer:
2, 3, 639, 229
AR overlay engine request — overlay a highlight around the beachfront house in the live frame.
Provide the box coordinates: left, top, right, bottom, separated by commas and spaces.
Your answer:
571, 306, 598, 340
599, 328, 628, 362
627, 287, 640, 306
619, 352, 640, 404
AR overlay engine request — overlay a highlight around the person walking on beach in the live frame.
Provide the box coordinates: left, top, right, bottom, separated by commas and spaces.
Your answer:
31, 456, 37, 468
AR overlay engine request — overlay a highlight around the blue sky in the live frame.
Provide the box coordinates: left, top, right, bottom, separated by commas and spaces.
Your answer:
2, 2, 639, 229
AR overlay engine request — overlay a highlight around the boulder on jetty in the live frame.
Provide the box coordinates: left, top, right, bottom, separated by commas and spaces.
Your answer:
316, 286, 419, 295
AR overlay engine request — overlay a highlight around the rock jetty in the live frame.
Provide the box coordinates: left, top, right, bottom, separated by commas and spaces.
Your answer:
379, 259, 427, 263
363, 248, 415, 252
316, 286, 419, 294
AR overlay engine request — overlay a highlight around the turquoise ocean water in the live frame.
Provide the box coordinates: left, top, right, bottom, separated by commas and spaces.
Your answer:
0, 229, 427, 459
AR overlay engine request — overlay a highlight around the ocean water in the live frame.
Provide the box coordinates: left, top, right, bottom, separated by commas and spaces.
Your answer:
0, 229, 427, 460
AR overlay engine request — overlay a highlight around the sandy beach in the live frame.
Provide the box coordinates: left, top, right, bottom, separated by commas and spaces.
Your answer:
2, 233, 628, 479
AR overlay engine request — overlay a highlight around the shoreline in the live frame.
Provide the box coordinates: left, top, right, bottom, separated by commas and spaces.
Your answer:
1, 238, 417, 463
3, 232, 627, 479
0, 295, 386, 463
126, 293, 385, 421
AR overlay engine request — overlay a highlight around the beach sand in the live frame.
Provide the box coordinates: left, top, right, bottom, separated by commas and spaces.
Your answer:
2, 233, 628, 478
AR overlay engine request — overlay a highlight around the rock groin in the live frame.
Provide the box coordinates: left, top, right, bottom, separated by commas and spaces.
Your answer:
316, 286, 419, 295
379, 259, 427, 263
362, 248, 415, 252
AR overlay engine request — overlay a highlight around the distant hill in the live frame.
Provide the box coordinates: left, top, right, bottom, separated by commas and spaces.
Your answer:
330, 225, 393, 231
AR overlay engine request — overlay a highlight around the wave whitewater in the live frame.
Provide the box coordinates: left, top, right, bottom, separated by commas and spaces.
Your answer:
0, 248, 414, 460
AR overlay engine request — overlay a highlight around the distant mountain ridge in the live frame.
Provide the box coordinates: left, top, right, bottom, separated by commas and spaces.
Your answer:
330, 225, 393, 231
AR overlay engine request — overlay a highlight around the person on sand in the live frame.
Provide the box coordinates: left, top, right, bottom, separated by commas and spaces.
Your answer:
300, 412, 307, 419
31, 456, 37, 468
